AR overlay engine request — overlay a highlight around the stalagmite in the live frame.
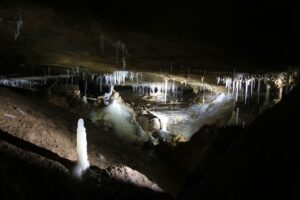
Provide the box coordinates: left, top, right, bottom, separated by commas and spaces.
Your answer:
73, 118, 90, 178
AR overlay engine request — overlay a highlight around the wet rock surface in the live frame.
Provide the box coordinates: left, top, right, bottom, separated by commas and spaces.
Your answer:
179, 86, 300, 200
136, 112, 162, 132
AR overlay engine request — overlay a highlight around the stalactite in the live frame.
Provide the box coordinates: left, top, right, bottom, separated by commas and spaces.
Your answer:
257, 78, 261, 104
266, 83, 270, 103
0, 79, 35, 89
235, 80, 239, 102
164, 79, 168, 104
250, 78, 254, 98
245, 79, 250, 104
14, 9, 23, 41
99, 75, 102, 93
172, 78, 175, 95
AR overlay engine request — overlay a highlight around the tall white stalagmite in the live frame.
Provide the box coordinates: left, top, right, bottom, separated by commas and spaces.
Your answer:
74, 119, 90, 177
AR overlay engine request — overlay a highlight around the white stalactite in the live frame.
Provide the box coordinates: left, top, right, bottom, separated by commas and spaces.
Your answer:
164, 79, 168, 104
172, 78, 175, 95
266, 83, 270, 103
257, 78, 261, 104
245, 79, 250, 104
99, 75, 102, 93
250, 78, 254, 98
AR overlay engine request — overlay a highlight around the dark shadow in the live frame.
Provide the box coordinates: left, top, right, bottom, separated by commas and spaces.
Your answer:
0, 129, 75, 170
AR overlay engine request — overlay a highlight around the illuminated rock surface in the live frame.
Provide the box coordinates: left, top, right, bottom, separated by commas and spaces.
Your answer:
1, 1, 300, 199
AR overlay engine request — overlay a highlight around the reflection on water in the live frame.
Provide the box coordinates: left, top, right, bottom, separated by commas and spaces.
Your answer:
0, 64, 299, 144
